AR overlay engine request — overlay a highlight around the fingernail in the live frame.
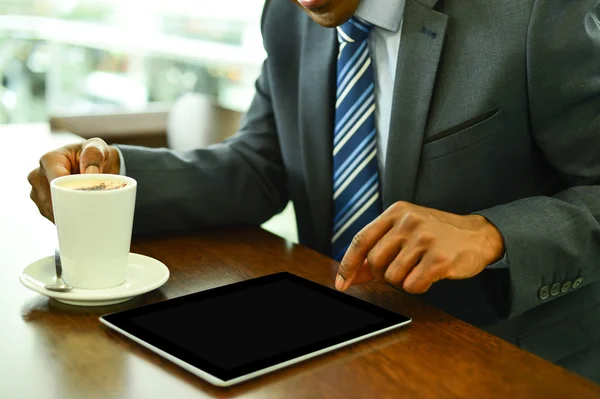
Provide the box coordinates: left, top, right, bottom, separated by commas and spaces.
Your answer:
335, 274, 345, 291
84, 165, 100, 174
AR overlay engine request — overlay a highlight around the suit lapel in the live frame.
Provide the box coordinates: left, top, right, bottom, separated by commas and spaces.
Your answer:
383, 0, 448, 207
298, 17, 337, 254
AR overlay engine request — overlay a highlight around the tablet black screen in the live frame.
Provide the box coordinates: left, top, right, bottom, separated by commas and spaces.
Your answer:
102, 273, 410, 382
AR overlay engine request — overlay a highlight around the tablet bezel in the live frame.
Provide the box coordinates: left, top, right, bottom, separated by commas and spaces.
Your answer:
100, 272, 411, 386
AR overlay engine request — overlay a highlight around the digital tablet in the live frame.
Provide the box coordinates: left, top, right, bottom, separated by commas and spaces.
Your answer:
100, 272, 411, 386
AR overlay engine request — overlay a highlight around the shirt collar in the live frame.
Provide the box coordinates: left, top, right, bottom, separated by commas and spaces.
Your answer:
354, 0, 405, 32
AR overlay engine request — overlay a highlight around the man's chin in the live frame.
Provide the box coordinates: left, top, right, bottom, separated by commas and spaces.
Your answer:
294, 0, 358, 28
305, 12, 348, 28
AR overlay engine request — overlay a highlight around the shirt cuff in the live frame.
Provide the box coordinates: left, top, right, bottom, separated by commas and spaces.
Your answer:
113, 145, 127, 176
486, 253, 508, 269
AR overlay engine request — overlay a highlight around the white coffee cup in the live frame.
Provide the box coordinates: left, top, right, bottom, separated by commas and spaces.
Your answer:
50, 174, 137, 290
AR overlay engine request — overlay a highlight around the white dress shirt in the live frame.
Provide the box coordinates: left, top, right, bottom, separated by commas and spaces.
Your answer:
355, 0, 405, 175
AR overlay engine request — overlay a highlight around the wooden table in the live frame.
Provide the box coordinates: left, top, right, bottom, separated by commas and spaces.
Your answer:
2, 124, 599, 399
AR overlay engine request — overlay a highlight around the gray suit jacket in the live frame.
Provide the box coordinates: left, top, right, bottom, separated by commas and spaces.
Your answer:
119, 0, 600, 381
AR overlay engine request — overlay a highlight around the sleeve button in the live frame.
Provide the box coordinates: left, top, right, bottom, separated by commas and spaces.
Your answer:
561, 281, 572, 293
573, 277, 584, 289
539, 286, 550, 300
550, 283, 561, 296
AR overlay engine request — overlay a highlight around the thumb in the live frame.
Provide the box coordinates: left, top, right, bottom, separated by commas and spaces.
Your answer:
80, 138, 109, 174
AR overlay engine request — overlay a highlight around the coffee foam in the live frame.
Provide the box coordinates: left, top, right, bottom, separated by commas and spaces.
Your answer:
58, 178, 130, 191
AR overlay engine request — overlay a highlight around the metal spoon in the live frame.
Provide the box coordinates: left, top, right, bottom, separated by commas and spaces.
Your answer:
44, 249, 72, 292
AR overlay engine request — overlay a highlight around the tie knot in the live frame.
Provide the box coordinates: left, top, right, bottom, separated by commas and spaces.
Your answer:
336, 17, 372, 43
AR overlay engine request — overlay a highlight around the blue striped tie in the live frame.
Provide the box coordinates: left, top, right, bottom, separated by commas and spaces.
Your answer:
332, 17, 382, 261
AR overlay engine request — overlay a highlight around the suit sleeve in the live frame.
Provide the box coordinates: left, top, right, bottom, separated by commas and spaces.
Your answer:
475, 0, 600, 317
117, 4, 288, 235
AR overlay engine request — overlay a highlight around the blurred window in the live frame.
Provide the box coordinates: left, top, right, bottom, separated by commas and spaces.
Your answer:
0, 0, 266, 123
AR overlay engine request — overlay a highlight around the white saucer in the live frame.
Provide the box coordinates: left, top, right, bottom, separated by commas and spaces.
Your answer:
20, 253, 170, 306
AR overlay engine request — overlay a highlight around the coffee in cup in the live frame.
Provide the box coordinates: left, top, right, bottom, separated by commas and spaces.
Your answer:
59, 178, 130, 192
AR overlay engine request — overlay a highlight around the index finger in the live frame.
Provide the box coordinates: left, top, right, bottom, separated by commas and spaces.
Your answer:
336, 217, 393, 291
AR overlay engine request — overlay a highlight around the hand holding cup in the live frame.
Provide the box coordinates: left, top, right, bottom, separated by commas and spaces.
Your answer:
28, 138, 120, 223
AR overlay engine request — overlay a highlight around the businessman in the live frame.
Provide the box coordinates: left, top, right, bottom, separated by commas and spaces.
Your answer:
29, 0, 600, 382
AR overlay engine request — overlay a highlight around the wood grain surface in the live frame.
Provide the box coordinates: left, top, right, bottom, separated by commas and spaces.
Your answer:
2, 124, 599, 399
